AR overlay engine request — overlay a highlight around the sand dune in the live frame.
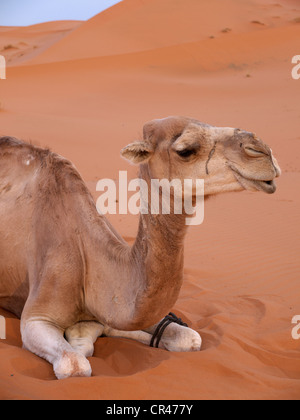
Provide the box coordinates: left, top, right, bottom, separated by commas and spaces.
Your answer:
0, 0, 300, 400
0, 20, 81, 66
23, 0, 300, 65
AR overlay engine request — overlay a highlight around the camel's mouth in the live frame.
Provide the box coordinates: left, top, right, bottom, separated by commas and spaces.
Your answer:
230, 167, 277, 194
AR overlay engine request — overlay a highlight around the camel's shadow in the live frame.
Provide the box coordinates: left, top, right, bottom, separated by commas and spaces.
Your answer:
91, 337, 170, 378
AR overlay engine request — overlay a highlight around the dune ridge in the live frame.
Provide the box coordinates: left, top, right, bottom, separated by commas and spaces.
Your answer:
0, 20, 82, 66
19, 0, 300, 65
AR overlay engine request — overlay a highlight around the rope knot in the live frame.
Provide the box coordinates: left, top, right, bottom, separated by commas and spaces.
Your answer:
150, 312, 188, 348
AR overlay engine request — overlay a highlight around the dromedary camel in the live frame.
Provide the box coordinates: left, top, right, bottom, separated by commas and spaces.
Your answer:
0, 117, 281, 379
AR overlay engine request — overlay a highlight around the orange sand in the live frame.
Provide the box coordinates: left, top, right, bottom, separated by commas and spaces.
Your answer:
0, 0, 300, 400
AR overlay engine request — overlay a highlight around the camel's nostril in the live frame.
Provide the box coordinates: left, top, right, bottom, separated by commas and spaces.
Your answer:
273, 160, 281, 178
244, 146, 267, 158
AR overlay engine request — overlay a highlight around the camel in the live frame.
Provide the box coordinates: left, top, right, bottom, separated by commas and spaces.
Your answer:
0, 117, 281, 379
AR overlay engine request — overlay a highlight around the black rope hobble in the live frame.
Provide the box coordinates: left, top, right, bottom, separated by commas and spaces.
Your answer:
150, 312, 188, 349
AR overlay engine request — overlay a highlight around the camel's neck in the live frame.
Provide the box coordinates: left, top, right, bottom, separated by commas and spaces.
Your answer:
86, 165, 188, 331
129, 164, 188, 329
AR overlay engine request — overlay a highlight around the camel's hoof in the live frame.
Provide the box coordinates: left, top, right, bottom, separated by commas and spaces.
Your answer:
189, 332, 202, 352
162, 327, 202, 352
54, 352, 92, 380
180, 329, 202, 352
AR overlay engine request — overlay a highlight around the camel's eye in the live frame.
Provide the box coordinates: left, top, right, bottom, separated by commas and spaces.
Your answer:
244, 147, 267, 157
176, 149, 197, 159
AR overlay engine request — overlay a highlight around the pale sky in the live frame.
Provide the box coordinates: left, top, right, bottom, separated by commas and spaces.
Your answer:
0, 0, 123, 26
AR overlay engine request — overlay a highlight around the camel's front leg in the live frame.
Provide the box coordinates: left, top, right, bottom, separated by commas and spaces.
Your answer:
102, 325, 153, 346
65, 322, 154, 350
103, 322, 202, 352
21, 318, 92, 380
89, 317, 202, 352
64, 317, 202, 354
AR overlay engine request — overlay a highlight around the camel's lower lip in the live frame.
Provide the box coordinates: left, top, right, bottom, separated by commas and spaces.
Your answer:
251, 179, 276, 194
231, 168, 277, 194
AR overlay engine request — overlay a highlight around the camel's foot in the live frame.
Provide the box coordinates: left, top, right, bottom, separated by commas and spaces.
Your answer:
146, 315, 202, 352
101, 317, 202, 353
53, 352, 92, 380
159, 324, 202, 352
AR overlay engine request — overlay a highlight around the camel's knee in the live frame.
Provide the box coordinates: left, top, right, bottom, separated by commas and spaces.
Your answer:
21, 319, 64, 363
20, 318, 92, 379
54, 351, 92, 380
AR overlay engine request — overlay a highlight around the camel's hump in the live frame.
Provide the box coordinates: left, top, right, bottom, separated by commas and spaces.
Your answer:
0, 136, 24, 147
0, 136, 52, 165
0, 136, 90, 196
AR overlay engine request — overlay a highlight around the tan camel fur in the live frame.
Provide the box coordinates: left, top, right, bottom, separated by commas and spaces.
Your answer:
0, 117, 281, 379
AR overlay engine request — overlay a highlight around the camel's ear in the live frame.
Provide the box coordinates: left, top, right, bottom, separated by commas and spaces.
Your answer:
121, 141, 153, 164
143, 117, 192, 144
172, 123, 206, 153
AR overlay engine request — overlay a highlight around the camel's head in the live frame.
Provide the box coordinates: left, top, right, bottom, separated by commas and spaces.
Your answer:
121, 116, 281, 197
